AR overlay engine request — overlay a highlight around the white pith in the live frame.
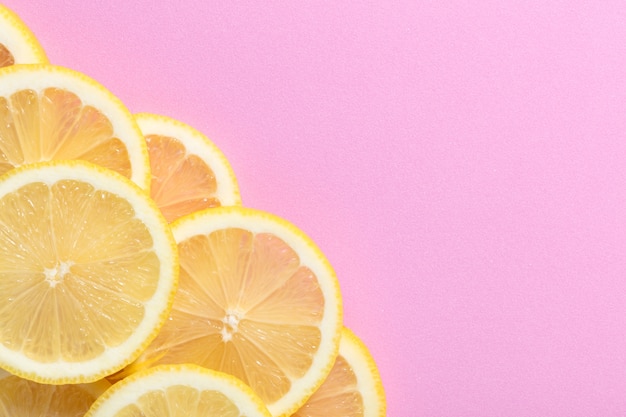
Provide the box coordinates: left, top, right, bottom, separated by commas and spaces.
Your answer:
0, 7, 47, 64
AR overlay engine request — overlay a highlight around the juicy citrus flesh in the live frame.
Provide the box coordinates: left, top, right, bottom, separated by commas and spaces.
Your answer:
147, 133, 220, 219
0, 5, 48, 66
85, 364, 272, 417
0, 161, 177, 384
0, 43, 14, 67
136, 113, 241, 223
294, 355, 362, 416
115, 207, 342, 417
0, 64, 150, 189
0, 369, 109, 416
155, 230, 325, 398
292, 327, 386, 417
0, 87, 131, 178
114, 389, 244, 417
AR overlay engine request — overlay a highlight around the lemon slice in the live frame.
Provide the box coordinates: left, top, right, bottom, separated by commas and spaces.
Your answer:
0, 5, 48, 66
136, 112, 240, 222
0, 64, 150, 189
292, 327, 386, 417
0, 160, 178, 384
0, 368, 110, 415
85, 364, 271, 417
115, 206, 343, 417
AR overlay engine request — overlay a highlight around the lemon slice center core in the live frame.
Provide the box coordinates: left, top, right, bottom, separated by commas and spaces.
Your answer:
43, 260, 74, 288
221, 309, 244, 342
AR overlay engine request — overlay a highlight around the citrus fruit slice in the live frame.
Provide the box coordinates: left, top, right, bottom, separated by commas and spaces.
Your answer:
86, 364, 271, 417
0, 5, 48, 67
0, 368, 110, 415
0, 64, 150, 189
0, 160, 178, 384
136, 112, 240, 223
115, 206, 343, 417
292, 327, 386, 417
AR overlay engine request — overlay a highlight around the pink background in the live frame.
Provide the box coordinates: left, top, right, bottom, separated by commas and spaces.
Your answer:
8, 1, 626, 415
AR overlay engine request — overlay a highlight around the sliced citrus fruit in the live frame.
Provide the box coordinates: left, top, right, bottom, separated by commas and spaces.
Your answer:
135, 112, 240, 223
0, 64, 150, 189
0, 368, 110, 415
86, 364, 271, 417
0, 5, 48, 67
0, 160, 178, 384
114, 206, 343, 417
292, 327, 386, 417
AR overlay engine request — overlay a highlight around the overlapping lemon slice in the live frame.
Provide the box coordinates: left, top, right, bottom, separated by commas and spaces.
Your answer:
114, 206, 343, 417
292, 327, 386, 417
0, 64, 150, 188
136, 112, 240, 222
0, 369, 110, 415
0, 161, 178, 384
85, 364, 271, 417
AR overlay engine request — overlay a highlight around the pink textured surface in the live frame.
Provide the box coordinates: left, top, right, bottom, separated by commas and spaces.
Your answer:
7, 1, 626, 415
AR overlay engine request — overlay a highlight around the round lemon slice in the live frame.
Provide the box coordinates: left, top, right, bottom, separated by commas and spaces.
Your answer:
0, 160, 178, 384
0, 5, 48, 66
0, 64, 150, 189
135, 112, 240, 223
85, 364, 271, 417
115, 206, 343, 417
